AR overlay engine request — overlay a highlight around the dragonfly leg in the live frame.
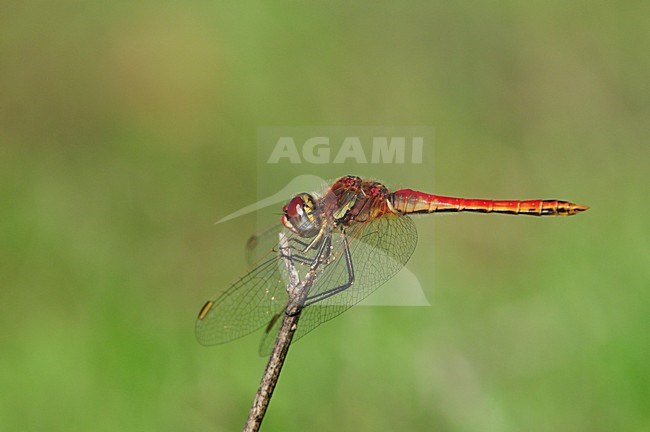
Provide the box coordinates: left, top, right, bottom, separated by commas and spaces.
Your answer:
286, 255, 313, 265
310, 234, 332, 270
303, 231, 355, 307
287, 237, 311, 249
278, 235, 329, 266
279, 238, 315, 266
284, 234, 338, 316
290, 234, 332, 269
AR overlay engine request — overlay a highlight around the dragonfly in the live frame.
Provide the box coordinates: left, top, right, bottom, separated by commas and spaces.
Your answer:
196, 175, 588, 355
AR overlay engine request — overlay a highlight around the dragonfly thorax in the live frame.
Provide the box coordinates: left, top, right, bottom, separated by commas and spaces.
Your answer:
281, 193, 321, 237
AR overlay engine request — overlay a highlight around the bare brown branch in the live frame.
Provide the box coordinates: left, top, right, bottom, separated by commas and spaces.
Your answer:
242, 232, 317, 432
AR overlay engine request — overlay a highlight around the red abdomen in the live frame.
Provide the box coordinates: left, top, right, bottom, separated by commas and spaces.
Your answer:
390, 189, 589, 216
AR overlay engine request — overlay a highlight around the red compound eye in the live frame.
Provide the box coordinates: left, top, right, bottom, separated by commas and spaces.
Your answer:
281, 193, 319, 237
286, 196, 304, 218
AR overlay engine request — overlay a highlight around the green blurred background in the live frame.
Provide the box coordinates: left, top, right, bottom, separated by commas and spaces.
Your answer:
1, 2, 648, 431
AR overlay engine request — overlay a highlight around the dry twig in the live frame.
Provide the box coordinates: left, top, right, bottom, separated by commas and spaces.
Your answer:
242, 232, 317, 432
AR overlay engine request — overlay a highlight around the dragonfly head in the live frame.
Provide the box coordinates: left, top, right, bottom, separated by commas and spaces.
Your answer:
281, 193, 321, 238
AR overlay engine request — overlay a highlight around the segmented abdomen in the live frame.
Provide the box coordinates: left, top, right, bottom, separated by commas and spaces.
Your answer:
390, 189, 589, 216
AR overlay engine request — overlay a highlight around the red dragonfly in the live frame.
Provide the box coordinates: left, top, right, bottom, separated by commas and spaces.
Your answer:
196, 175, 588, 354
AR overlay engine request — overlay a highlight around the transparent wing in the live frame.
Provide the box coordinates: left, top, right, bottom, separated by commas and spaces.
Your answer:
245, 225, 283, 269
195, 254, 288, 346
196, 226, 325, 346
259, 214, 417, 355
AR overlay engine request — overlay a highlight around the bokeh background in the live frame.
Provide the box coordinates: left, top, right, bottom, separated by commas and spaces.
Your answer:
1, 2, 648, 431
